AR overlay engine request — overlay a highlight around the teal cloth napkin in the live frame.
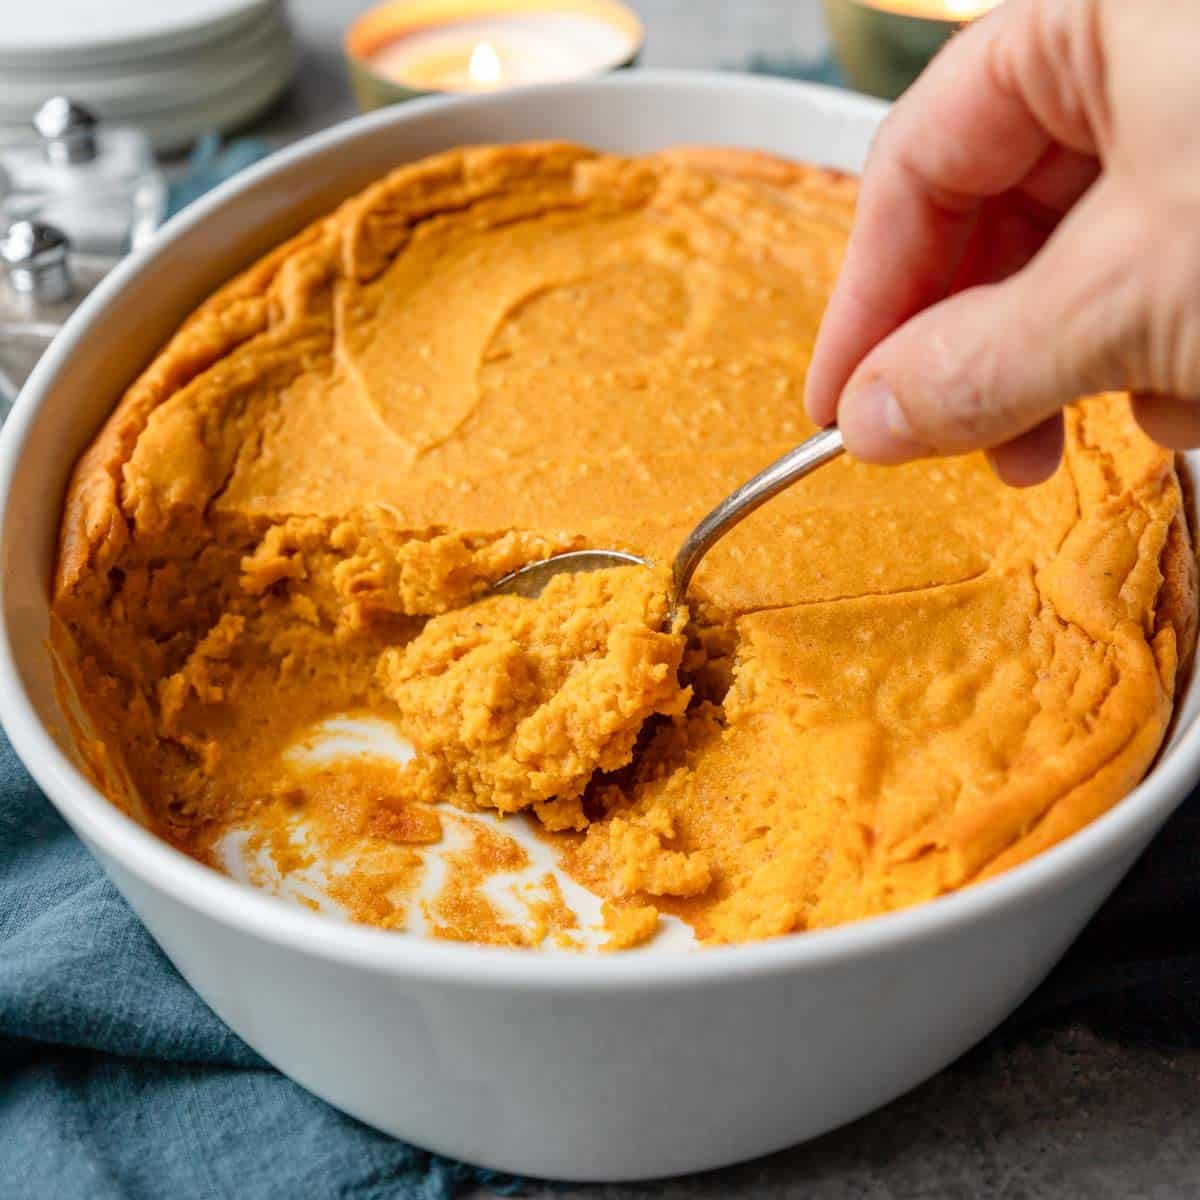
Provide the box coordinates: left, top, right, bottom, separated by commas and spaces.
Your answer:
166, 134, 275, 219
0, 728, 525, 1199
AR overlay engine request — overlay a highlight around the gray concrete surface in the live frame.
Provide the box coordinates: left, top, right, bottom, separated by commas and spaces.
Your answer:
529, 1026, 1200, 1198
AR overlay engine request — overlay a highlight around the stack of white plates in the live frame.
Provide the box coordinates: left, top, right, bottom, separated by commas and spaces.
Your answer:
0, 0, 295, 152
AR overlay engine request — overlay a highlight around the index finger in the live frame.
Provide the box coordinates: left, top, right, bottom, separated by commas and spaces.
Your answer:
804, 0, 1101, 426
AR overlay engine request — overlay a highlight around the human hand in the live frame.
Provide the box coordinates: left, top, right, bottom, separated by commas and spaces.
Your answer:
805, 0, 1200, 485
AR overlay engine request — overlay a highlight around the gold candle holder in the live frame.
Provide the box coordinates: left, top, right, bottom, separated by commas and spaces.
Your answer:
345, 0, 643, 111
823, 0, 1002, 100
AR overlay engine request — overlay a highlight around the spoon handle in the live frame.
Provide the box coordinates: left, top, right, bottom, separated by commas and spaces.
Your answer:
672, 426, 845, 607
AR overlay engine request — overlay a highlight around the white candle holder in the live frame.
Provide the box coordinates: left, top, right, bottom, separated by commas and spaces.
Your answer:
345, 0, 643, 109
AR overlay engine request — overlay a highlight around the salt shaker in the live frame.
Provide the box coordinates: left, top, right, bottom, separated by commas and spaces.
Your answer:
1, 219, 74, 305
0, 218, 106, 417
1, 98, 167, 260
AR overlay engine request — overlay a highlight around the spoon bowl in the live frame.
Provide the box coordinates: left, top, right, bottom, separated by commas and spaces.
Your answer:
489, 548, 651, 599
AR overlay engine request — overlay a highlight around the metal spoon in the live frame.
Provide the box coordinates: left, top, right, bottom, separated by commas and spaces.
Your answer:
489, 425, 846, 610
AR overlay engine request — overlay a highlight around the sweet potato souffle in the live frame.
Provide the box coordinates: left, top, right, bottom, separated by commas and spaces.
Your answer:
52, 142, 1197, 950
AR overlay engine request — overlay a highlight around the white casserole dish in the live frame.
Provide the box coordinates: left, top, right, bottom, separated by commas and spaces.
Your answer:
2, 72, 1198, 1182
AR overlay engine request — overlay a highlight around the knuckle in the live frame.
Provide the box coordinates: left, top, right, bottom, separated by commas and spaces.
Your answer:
931, 324, 1008, 451
907, 323, 1002, 451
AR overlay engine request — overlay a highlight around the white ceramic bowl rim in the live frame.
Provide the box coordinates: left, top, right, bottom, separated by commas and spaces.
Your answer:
2, 70, 1197, 992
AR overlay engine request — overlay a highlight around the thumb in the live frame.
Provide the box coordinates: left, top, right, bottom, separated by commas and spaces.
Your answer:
836, 181, 1158, 471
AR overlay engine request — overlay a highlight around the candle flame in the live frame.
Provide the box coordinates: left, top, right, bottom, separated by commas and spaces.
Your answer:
468, 41, 503, 88
869, 0, 1000, 17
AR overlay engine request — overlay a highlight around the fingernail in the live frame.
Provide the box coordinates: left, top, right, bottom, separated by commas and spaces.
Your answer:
839, 379, 928, 463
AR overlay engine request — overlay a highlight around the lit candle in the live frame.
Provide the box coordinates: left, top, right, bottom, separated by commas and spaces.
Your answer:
823, 0, 1004, 100
864, 0, 1000, 17
346, 0, 643, 107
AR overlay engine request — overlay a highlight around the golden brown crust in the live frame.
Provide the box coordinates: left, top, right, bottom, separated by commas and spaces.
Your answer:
54, 141, 599, 599
658, 145, 860, 204
1160, 458, 1199, 687
55, 142, 870, 608
55, 220, 335, 598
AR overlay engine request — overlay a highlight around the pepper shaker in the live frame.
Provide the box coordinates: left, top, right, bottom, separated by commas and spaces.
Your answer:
1, 219, 74, 306
34, 97, 101, 167
0, 217, 108, 418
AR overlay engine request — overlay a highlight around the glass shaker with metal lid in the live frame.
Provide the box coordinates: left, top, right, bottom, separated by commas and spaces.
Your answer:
0, 218, 106, 417
0, 97, 167, 261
